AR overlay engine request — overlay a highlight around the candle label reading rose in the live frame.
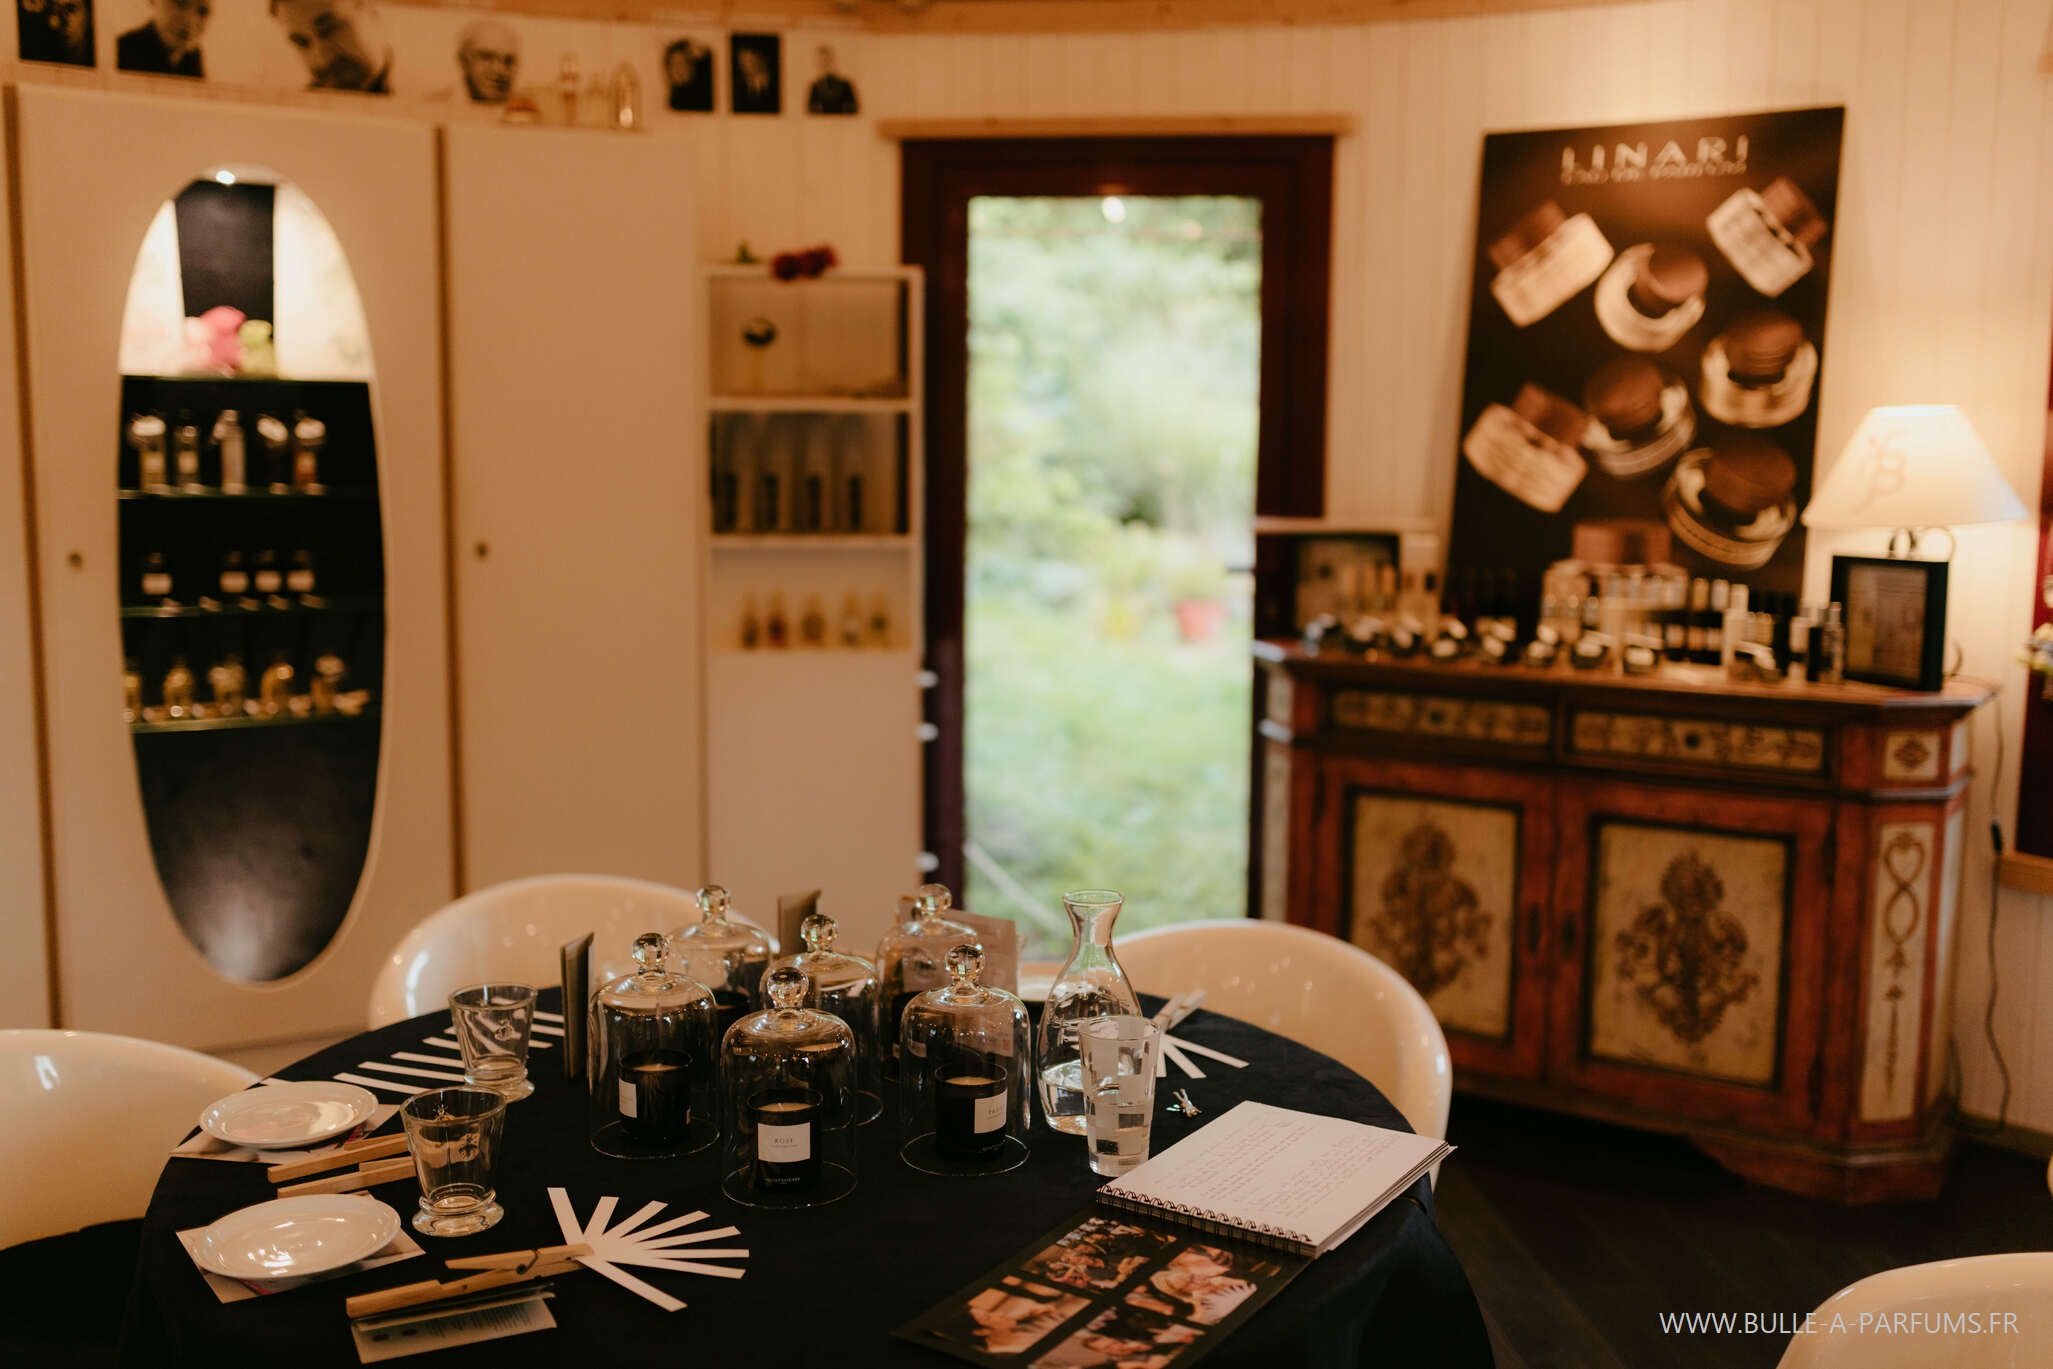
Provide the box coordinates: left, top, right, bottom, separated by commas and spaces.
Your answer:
759, 1120, 812, 1163
974, 1092, 1006, 1134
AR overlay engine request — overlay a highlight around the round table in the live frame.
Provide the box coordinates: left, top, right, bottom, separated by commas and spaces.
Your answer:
126, 994, 1492, 1367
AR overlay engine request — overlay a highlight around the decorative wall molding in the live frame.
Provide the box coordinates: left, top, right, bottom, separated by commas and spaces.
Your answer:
1329, 690, 1550, 746
1569, 711, 1826, 776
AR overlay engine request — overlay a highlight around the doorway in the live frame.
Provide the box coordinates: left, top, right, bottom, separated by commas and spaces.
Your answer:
903, 137, 1333, 948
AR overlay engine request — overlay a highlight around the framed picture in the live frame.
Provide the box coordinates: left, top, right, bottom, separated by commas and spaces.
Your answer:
730, 32, 781, 115
1830, 554, 1949, 692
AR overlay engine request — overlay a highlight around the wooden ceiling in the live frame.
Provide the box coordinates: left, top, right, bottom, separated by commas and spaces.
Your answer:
429, 0, 1641, 35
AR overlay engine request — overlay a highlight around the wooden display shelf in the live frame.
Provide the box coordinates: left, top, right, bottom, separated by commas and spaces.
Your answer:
711, 534, 912, 551
130, 704, 379, 736
708, 395, 914, 414
118, 486, 375, 502
120, 596, 380, 620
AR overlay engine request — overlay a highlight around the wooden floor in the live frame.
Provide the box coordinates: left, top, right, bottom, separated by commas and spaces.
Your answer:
1433, 1097, 2051, 1369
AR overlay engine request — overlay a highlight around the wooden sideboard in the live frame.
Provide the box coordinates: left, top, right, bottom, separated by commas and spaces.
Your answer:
1251, 640, 1992, 1202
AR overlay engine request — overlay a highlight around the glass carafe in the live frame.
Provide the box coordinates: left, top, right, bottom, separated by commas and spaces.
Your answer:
873, 883, 981, 1085
1034, 889, 1140, 1135
669, 884, 771, 1043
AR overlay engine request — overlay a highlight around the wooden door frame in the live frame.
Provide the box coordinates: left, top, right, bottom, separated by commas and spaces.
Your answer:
901, 134, 1334, 895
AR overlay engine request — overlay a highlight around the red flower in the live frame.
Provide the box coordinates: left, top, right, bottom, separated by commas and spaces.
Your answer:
771, 252, 803, 281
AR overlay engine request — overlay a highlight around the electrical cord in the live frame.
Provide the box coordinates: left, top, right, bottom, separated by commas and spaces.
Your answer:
1949, 673, 2010, 1138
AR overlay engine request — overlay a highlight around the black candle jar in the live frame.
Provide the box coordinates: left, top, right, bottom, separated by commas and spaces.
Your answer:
619, 1048, 693, 1147
749, 1086, 821, 1191
934, 1065, 1009, 1160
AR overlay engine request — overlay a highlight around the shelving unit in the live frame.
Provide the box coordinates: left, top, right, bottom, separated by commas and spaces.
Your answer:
703, 264, 927, 949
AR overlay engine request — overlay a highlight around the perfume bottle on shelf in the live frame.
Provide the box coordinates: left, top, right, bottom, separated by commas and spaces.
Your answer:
209, 654, 247, 716
797, 420, 833, 533
868, 594, 891, 647
256, 414, 291, 491
218, 549, 250, 600
173, 411, 203, 490
765, 594, 789, 649
258, 652, 294, 716
287, 549, 317, 598
833, 416, 872, 533
252, 548, 283, 598
800, 596, 826, 647
739, 594, 762, 649
839, 594, 865, 648
582, 70, 610, 128
129, 414, 168, 491
1814, 603, 1846, 684
310, 651, 345, 714
291, 414, 326, 493
611, 60, 642, 130
557, 53, 582, 125
122, 658, 142, 723
213, 410, 246, 492
140, 550, 173, 602
161, 657, 195, 719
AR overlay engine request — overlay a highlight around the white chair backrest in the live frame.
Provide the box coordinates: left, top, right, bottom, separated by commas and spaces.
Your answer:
1115, 919, 1452, 1140
0, 1029, 255, 1248
367, 874, 774, 1028
1775, 1253, 2053, 1369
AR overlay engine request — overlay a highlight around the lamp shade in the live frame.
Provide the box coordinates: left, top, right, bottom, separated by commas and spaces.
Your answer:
1801, 405, 2028, 529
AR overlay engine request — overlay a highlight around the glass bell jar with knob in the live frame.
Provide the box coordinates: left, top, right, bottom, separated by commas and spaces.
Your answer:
589, 932, 719, 1159
720, 966, 858, 1209
669, 884, 771, 1044
1035, 889, 1140, 1135
765, 909, 882, 1124
874, 882, 981, 1086
899, 944, 1032, 1176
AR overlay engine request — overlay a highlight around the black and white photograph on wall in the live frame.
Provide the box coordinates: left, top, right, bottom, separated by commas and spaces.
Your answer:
115, 0, 205, 77
664, 36, 713, 112
1444, 107, 1844, 603
730, 31, 780, 115
450, 16, 519, 104
17, 0, 95, 67
269, 0, 393, 94
807, 43, 858, 115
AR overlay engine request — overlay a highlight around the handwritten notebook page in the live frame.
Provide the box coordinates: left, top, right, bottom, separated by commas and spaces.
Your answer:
1102, 1100, 1448, 1254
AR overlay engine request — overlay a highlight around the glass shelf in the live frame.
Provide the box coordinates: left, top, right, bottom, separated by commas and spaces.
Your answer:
129, 704, 380, 736
117, 486, 375, 502
119, 596, 381, 620
711, 534, 913, 550
708, 395, 914, 414
125, 373, 369, 387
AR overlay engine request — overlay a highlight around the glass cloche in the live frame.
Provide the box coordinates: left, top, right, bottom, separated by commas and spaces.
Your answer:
721, 966, 857, 1208
874, 883, 981, 1085
765, 910, 882, 1124
669, 884, 771, 1043
899, 945, 1032, 1176
589, 931, 719, 1159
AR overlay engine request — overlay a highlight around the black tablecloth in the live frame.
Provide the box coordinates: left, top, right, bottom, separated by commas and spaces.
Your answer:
126, 993, 1493, 1368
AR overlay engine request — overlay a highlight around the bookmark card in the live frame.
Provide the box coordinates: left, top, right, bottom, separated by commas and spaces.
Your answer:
548, 1188, 750, 1313
352, 1290, 556, 1362
777, 889, 822, 954
560, 934, 593, 1079
951, 910, 1020, 994
175, 1226, 424, 1304
173, 1103, 402, 1165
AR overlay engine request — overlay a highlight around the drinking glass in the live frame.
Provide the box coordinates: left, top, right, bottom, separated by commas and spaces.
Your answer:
1080, 1015, 1162, 1177
400, 1086, 506, 1237
449, 983, 538, 1101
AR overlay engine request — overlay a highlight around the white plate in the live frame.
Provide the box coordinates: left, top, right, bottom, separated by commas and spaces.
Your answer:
194, 1195, 400, 1282
200, 1081, 379, 1149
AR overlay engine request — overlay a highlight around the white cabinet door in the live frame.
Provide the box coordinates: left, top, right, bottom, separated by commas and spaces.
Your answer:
444, 127, 706, 890
16, 88, 452, 1049
0, 103, 49, 1031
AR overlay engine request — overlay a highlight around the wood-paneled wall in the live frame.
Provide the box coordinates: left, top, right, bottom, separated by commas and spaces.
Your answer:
8, 1, 2053, 1137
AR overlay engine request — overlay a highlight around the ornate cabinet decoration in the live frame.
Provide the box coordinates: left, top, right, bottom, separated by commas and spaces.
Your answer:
1257, 642, 1987, 1202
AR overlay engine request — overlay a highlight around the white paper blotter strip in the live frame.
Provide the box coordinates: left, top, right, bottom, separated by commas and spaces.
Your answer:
641, 1226, 741, 1248
361, 1061, 470, 1083
603, 1200, 669, 1242
583, 1259, 686, 1312
1166, 1037, 1249, 1069
534, 1010, 565, 1023
337, 1072, 426, 1096
392, 1051, 468, 1067
623, 1210, 710, 1242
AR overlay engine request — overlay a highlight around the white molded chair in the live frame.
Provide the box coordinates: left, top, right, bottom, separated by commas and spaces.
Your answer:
1115, 919, 1452, 1142
0, 1029, 255, 1248
1775, 1253, 2053, 1369
367, 874, 775, 1028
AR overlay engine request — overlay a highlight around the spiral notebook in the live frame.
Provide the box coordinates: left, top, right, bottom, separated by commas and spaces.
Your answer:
1096, 1101, 1451, 1257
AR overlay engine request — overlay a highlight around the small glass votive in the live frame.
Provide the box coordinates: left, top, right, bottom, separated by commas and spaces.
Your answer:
449, 983, 537, 1101
401, 1086, 506, 1237
1081, 1016, 1163, 1178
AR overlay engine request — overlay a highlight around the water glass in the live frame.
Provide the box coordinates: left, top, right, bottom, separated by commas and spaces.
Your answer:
401, 1086, 506, 1237
449, 983, 538, 1101
1080, 1015, 1163, 1177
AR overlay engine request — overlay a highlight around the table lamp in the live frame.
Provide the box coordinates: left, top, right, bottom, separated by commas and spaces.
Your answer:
1800, 404, 2027, 557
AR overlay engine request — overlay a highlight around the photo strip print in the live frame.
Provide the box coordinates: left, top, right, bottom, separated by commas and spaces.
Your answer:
1446, 107, 1843, 597
897, 1207, 1307, 1368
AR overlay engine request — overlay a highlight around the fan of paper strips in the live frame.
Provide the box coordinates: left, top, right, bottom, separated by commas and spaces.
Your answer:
548, 1188, 749, 1312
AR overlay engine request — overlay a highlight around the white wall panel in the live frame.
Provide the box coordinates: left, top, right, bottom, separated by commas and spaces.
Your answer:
443, 125, 705, 892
